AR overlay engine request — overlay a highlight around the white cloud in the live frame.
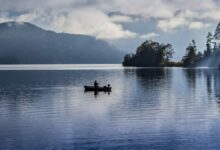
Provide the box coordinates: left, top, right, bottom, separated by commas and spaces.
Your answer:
0, 0, 219, 20
0, 12, 12, 23
157, 17, 212, 32
189, 21, 211, 29
200, 10, 220, 20
169, 0, 216, 10
157, 17, 189, 32
140, 32, 160, 39
50, 9, 138, 39
0, 0, 218, 37
109, 15, 134, 23
0, 9, 138, 40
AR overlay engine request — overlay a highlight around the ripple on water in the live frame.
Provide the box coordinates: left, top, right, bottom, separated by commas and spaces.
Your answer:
1, 66, 220, 149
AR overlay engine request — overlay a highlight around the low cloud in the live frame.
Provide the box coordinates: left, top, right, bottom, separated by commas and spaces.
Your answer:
0, 0, 218, 20
49, 9, 138, 39
201, 10, 220, 21
109, 15, 134, 23
0, 9, 138, 40
140, 32, 160, 39
0, 0, 218, 38
157, 17, 189, 32
189, 21, 211, 29
157, 17, 212, 32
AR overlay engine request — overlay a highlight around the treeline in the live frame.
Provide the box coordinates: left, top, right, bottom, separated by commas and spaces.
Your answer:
182, 32, 220, 67
123, 40, 174, 67
123, 32, 220, 67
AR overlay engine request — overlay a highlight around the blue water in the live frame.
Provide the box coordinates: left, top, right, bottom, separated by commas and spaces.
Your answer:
1, 65, 220, 150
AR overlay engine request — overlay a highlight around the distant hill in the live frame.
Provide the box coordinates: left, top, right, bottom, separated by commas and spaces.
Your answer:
0, 21, 124, 64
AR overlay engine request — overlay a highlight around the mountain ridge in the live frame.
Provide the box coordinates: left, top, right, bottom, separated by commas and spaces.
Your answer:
0, 21, 123, 64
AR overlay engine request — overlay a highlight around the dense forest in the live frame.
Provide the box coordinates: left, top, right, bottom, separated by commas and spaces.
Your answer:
123, 23, 220, 67
122, 40, 174, 67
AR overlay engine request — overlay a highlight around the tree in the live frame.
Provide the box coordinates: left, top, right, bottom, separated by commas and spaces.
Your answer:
196, 51, 203, 63
123, 54, 134, 66
182, 40, 198, 67
163, 44, 174, 65
204, 32, 213, 57
123, 40, 174, 67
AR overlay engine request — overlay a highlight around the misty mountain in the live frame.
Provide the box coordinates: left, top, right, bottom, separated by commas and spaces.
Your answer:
0, 22, 124, 64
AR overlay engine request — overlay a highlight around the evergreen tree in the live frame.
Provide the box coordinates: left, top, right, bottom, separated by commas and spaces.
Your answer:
196, 51, 203, 64
204, 32, 213, 57
182, 40, 197, 67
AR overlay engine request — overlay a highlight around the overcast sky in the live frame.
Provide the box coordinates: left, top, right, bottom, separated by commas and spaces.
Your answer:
0, 0, 220, 60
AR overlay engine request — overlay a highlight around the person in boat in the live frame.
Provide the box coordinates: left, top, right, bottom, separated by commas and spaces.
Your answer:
94, 80, 99, 87
104, 84, 111, 89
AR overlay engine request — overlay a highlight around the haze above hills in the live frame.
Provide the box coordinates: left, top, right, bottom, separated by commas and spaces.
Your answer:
0, 21, 123, 64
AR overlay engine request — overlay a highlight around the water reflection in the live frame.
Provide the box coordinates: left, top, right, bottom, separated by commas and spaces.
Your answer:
1, 67, 220, 149
123, 68, 171, 90
122, 68, 168, 109
84, 90, 111, 98
203, 69, 220, 100
182, 68, 220, 101
183, 69, 197, 90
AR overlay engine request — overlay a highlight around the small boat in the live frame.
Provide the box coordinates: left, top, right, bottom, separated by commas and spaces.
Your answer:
84, 86, 112, 92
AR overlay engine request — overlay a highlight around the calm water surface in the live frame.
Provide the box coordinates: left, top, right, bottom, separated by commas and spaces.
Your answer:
1, 65, 220, 150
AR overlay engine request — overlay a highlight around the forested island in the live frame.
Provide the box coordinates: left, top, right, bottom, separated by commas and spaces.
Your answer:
123, 23, 220, 67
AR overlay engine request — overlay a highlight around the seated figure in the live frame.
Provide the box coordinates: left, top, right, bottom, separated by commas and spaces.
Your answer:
94, 80, 99, 87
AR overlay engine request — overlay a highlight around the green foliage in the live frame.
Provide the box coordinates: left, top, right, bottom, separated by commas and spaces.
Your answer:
202, 32, 220, 67
164, 61, 183, 67
123, 40, 174, 67
123, 29, 220, 68
204, 32, 213, 57
182, 40, 198, 67
182, 32, 220, 67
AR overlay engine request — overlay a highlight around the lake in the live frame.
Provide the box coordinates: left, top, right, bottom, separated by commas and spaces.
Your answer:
1, 65, 220, 150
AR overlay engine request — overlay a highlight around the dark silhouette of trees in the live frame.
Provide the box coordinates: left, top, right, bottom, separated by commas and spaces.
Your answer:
195, 31, 220, 67
182, 40, 198, 67
182, 31, 220, 67
196, 51, 203, 63
123, 22, 220, 67
204, 32, 213, 57
123, 40, 174, 67
123, 31, 220, 67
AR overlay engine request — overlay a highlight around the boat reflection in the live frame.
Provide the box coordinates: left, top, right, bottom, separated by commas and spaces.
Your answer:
84, 90, 111, 98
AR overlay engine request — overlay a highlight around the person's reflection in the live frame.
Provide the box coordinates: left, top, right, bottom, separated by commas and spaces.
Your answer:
94, 91, 98, 97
